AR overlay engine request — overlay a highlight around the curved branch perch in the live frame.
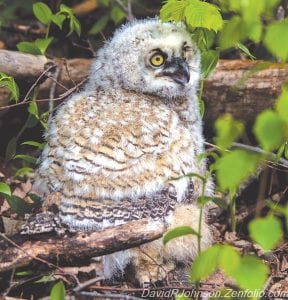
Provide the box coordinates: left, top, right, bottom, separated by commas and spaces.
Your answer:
0, 219, 165, 273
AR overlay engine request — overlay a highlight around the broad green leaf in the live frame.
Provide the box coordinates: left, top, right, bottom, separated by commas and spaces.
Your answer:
99, 0, 110, 7
51, 14, 65, 29
215, 114, 244, 149
264, 18, 288, 61
215, 150, 260, 194
201, 50, 219, 79
28, 101, 39, 118
229, 256, 268, 290
14, 154, 37, 164
15, 167, 34, 178
35, 275, 56, 283
0, 182, 11, 197
0, 72, 19, 102
247, 19, 262, 43
254, 110, 287, 151
190, 244, 221, 281
50, 281, 66, 300
35, 37, 53, 55
198, 98, 205, 118
110, 6, 126, 24
197, 196, 228, 209
163, 226, 199, 245
219, 17, 246, 49
89, 15, 110, 35
5, 137, 17, 162
184, 0, 223, 32
160, 0, 188, 22
69, 17, 81, 36
236, 43, 255, 60
17, 41, 42, 55
249, 215, 283, 251
33, 2, 52, 25
22, 141, 45, 150
59, 4, 73, 14
218, 244, 241, 275
5, 195, 33, 214
276, 87, 288, 123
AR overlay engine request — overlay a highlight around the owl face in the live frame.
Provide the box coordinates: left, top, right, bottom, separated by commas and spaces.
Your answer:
88, 19, 200, 99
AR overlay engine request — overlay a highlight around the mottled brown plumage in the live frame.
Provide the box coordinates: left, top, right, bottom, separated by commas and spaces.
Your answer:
33, 19, 213, 284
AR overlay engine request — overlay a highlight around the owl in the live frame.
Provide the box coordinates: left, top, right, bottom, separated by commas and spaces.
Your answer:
33, 18, 213, 284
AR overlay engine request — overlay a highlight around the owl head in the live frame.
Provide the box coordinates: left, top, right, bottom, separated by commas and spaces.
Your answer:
87, 18, 200, 99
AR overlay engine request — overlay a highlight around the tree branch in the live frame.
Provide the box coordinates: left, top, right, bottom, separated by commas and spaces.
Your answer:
0, 219, 165, 273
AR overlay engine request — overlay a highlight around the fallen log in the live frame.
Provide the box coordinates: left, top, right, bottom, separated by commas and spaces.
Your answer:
0, 219, 165, 272
0, 50, 288, 128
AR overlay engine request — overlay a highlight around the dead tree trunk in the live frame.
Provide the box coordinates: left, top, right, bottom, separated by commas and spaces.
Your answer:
0, 50, 287, 128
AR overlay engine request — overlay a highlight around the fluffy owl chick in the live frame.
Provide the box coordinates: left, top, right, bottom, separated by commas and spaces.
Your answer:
33, 18, 213, 284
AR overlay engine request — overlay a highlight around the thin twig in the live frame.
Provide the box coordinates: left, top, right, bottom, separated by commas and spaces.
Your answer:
74, 276, 104, 293
23, 64, 57, 102
0, 233, 65, 273
0, 78, 88, 111
205, 142, 288, 167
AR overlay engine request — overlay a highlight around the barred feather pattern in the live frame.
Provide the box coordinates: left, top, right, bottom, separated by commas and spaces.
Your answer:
34, 89, 206, 230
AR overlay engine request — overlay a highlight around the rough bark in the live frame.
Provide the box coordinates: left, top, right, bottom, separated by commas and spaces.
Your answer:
0, 49, 288, 128
0, 219, 165, 272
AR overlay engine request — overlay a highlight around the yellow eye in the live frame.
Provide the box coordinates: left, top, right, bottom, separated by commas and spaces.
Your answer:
150, 53, 165, 67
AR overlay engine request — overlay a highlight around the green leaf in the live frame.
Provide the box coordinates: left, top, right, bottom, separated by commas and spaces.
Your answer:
236, 43, 255, 60
184, 0, 223, 32
0, 182, 11, 197
249, 215, 283, 251
35, 37, 53, 55
264, 18, 288, 61
15, 167, 34, 178
218, 244, 241, 275
50, 281, 66, 300
229, 256, 268, 290
110, 6, 126, 24
160, 0, 188, 22
201, 50, 219, 79
5, 137, 17, 162
51, 14, 66, 29
276, 86, 288, 123
69, 17, 81, 36
0, 72, 19, 102
33, 2, 52, 25
254, 110, 287, 151
22, 141, 45, 150
35, 274, 56, 283
219, 17, 246, 49
59, 4, 72, 14
14, 154, 37, 164
215, 114, 244, 149
163, 226, 199, 245
28, 101, 39, 118
198, 98, 205, 118
17, 41, 42, 55
5, 195, 33, 214
89, 15, 110, 35
198, 196, 228, 209
215, 150, 260, 194
190, 244, 221, 281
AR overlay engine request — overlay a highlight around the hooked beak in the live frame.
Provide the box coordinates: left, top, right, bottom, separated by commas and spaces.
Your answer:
161, 58, 190, 85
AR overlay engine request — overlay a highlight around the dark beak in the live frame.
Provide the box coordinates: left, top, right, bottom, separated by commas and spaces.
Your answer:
162, 58, 190, 85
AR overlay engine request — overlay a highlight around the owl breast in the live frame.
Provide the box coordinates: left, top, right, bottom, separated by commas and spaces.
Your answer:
34, 89, 201, 206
